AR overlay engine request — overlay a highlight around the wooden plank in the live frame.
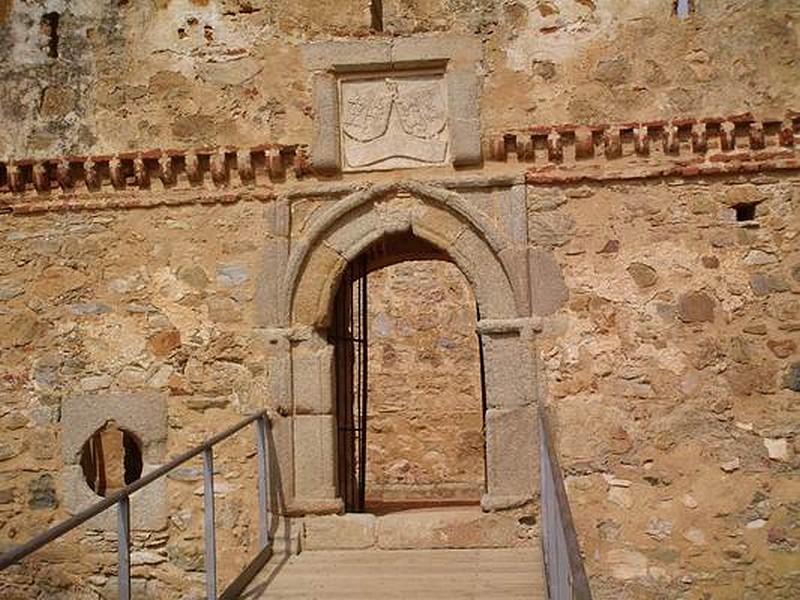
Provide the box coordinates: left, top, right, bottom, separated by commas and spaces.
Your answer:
246, 548, 545, 599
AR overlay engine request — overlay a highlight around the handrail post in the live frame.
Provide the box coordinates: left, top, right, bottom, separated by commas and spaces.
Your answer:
539, 407, 593, 600
117, 497, 131, 600
203, 447, 217, 600
255, 414, 270, 549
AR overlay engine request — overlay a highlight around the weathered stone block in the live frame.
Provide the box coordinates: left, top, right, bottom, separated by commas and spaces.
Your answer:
293, 345, 334, 415
500, 246, 531, 317
292, 244, 345, 327
783, 363, 800, 392
446, 70, 481, 167
528, 248, 568, 316
376, 507, 533, 549
61, 394, 167, 464
451, 228, 516, 319
411, 203, 466, 249
64, 466, 167, 531
293, 415, 336, 501
481, 331, 528, 409
267, 353, 292, 415
255, 237, 290, 327
483, 407, 538, 505
269, 415, 296, 507
392, 34, 481, 68
0, 309, 41, 348
304, 513, 376, 550
302, 40, 392, 72
677, 291, 715, 323
310, 73, 340, 173
750, 273, 790, 297
60, 394, 168, 530
627, 262, 658, 288
528, 212, 576, 247
326, 208, 385, 260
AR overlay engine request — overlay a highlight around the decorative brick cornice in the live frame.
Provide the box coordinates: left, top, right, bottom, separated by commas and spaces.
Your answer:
1, 112, 798, 215
0, 145, 305, 214
482, 112, 800, 183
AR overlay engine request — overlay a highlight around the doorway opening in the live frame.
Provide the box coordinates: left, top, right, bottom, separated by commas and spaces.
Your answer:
330, 233, 486, 514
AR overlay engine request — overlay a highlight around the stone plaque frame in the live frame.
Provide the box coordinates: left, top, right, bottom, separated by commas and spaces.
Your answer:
303, 34, 482, 173
61, 393, 168, 530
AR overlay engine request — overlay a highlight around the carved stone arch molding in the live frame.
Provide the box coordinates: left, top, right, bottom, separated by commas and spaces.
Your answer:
286, 180, 520, 328
274, 180, 542, 516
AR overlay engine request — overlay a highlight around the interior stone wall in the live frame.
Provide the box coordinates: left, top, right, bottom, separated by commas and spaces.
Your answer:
1, 1, 798, 159
365, 260, 484, 506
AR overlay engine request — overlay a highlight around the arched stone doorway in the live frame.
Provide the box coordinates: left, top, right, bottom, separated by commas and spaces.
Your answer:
329, 232, 486, 513
276, 181, 540, 516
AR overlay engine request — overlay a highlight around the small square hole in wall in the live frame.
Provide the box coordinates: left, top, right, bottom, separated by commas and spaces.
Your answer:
674, 0, 695, 18
40, 12, 60, 58
734, 203, 757, 223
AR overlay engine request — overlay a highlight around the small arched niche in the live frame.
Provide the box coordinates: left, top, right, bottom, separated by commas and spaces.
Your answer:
80, 421, 144, 497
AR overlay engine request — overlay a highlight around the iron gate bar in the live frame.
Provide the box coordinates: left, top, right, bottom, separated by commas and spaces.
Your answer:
332, 261, 353, 511
0, 411, 273, 600
331, 255, 369, 513
357, 254, 368, 512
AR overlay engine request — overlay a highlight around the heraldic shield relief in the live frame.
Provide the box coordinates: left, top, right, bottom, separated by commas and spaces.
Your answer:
339, 72, 450, 171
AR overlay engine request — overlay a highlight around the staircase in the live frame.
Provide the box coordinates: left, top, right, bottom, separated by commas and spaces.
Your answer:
244, 505, 543, 598
0, 409, 591, 600
243, 547, 545, 599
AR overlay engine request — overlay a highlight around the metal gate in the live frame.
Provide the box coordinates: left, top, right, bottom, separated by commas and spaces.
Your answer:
330, 255, 369, 512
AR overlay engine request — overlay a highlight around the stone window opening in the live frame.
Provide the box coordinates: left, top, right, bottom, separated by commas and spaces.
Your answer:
674, 0, 695, 18
370, 0, 383, 32
734, 202, 758, 224
79, 421, 143, 497
331, 232, 487, 515
40, 12, 59, 58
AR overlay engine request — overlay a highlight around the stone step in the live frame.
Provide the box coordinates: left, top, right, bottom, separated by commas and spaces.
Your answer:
266, 517, 303, 556
302, 505, 537, 551
244, 547, 545, 599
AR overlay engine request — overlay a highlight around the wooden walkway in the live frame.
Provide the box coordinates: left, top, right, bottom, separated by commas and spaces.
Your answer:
242, 547, 545, 599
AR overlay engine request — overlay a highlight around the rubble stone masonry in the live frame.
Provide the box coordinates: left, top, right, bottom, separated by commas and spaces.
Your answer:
1, 1, 799, 599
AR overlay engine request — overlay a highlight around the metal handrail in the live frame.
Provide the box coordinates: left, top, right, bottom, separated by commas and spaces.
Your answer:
539, 406, 592, 600
0, 410, 273, 600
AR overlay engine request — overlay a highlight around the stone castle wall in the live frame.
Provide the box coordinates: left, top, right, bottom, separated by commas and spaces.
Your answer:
534, 175, 800, 599
0, 1, 799, 599
0, 203, 274, 597
1, 174, 796, 599
2, 1, 799, 160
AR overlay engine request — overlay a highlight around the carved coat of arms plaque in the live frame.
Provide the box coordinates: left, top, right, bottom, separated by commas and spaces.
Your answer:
339, 73, 449, 171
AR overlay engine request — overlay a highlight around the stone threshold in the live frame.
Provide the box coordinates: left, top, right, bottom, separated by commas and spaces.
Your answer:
301, 505, 538, 552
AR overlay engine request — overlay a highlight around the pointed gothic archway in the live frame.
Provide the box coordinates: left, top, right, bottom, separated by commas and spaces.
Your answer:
282, 181, 539, 515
